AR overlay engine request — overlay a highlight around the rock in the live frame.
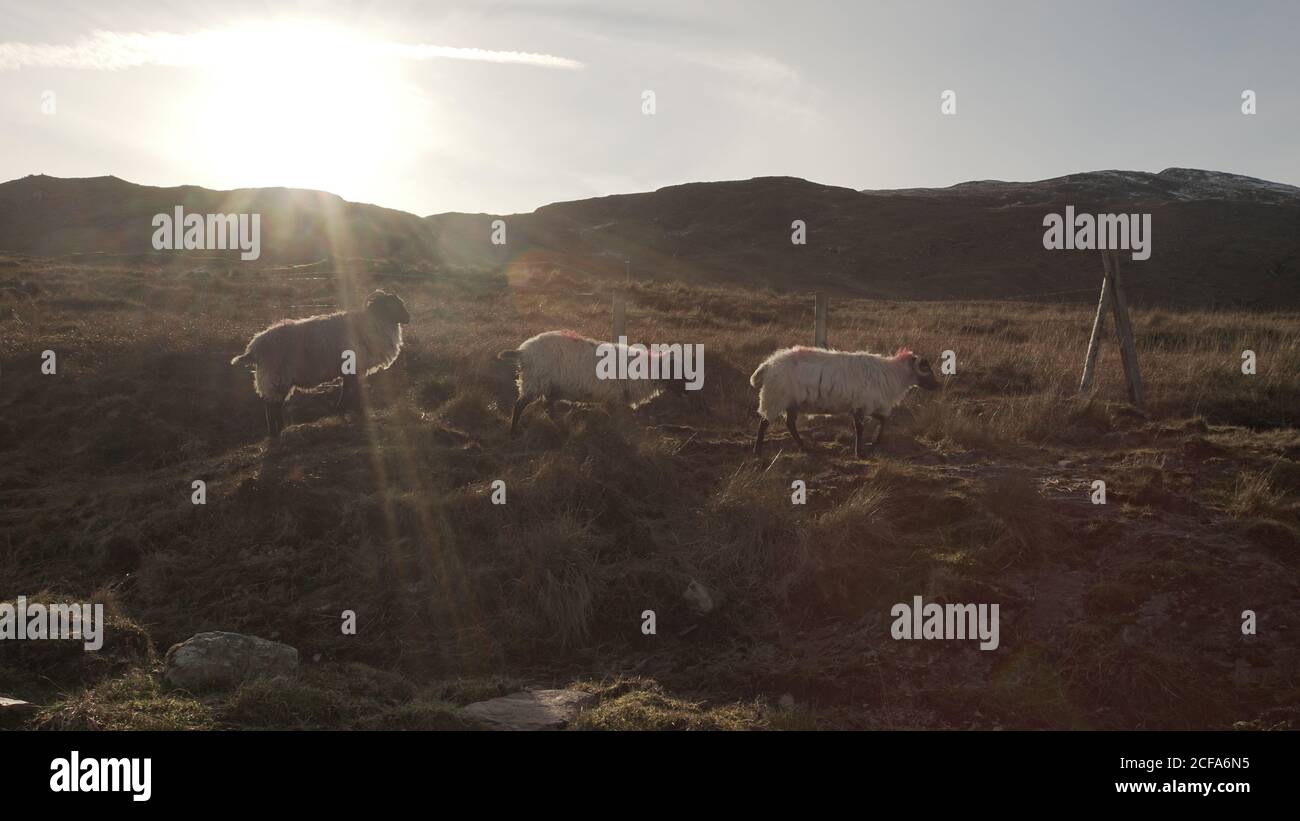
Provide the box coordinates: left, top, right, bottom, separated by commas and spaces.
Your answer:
460, 689, 595, 731
164, 631, 298, 691
683, 579, 713, 615
0, 696, 37, 728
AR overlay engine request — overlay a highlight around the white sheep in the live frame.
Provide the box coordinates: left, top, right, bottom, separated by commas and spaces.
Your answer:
230, 290, 411, 437
498, 330, 687, 435
749, 345, 939, 457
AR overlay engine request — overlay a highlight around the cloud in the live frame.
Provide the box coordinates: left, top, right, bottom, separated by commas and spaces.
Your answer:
0, 26, 585, 72
379, 43, 583, 69
683, 51, 801, 85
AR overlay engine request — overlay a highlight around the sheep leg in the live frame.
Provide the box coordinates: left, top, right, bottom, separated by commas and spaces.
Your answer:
336, 374, 360, 414
542, 389, 561, 415
853, 410, 868, 458
785, 408, 807, 452
753, 418, 769, 455
872, 413, 887, 446
265, 400, 285, 438
335, 376, 349, 413
510, 395, 536, 436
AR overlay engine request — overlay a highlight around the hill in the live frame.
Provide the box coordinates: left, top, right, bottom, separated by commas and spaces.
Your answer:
0, 174, 440, 264
430, 169, 1300, 308
2, 168, 1299, 308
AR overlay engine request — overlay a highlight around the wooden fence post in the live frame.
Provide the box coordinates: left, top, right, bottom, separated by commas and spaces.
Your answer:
814, 292, 828, 348
1079, 270, 1113, 393
612, 292, 626, 344
1106, 249, 1145, 411
1078, 249, 1145, 411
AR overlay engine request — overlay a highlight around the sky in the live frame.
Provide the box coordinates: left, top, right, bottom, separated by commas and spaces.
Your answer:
1, 0, 1297, 216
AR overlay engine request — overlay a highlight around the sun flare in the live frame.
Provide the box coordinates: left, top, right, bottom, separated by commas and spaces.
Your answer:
177, 21, 424, 198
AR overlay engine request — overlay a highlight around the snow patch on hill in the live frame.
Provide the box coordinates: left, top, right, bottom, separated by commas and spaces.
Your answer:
860, 168, 1300, 204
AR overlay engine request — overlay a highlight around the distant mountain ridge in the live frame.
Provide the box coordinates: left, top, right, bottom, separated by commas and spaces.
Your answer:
423, 169, 1300, 307
863, 168, 1300, 205
2, 169, 1298, 308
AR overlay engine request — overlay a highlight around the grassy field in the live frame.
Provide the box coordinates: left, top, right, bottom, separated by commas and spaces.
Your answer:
1, 253, 1297, 729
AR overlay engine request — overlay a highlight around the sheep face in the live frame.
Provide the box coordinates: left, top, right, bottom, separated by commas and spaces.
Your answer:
366, 291, 411, 325
911, 355, 941, 390
655, 351, 689, 396
659, 375, 689, 397
652, 350, 708, 410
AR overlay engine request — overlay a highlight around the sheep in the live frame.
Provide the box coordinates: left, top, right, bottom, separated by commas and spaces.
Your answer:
230, 290, 411, 438
749, 345, 939, 457
498, 330, 689, 435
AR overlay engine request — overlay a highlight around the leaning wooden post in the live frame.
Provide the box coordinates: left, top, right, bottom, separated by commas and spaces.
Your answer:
1106, 249, 1145, 411
612, 292, 627, 343
1079, 267, 1113, 393
814, 291, 828, 348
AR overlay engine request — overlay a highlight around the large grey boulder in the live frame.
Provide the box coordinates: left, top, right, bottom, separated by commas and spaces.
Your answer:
460, 689, 595, 731
164, 631, 298, 691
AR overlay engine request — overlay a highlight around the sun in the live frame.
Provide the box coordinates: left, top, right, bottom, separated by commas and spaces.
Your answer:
177, 21, 424, 200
